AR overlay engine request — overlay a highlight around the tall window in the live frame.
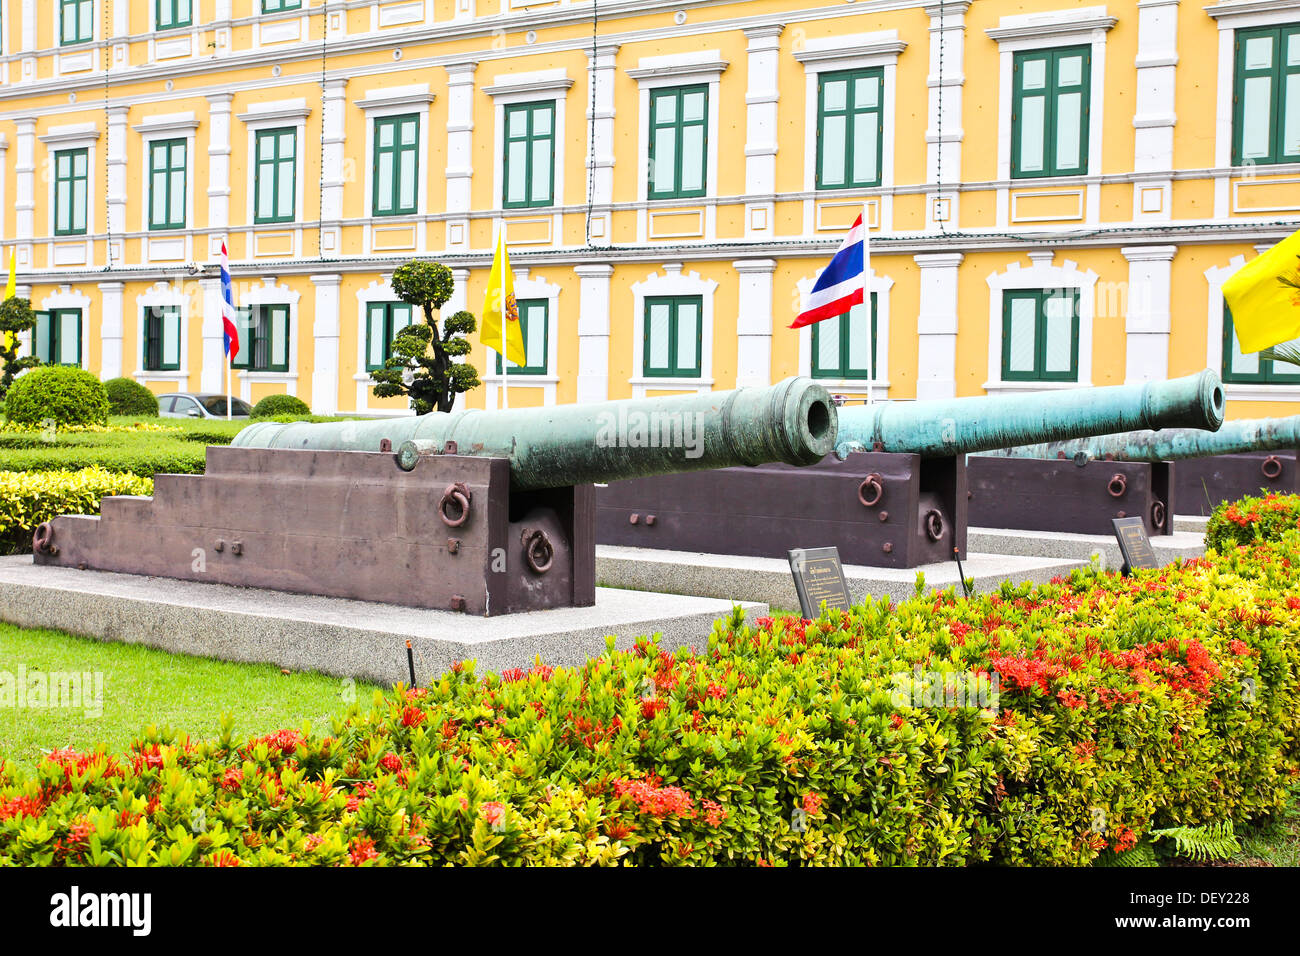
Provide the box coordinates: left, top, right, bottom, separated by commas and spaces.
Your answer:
156, 0, 191, 29
648, 86, 708, 200
1233, 24, 1300, 166
495, 299, 549, 375
54, 148, 89, 236
1001, 289, 1080, 382
372, 115, 419, 216
816, 69, 884, 190
503, 102, 556, 208
262, 0, 302, 11
60, 0, 93, 44
365, 301, 415, 371
811, 295, 879, 380
1223, 304, 1300, 383
643, 296, 702, 378
254, 128, 297, 224
1011, 46, 1091, 178
33, 309, 82, 367
143, 306, 182, 372
231, 305, 290, 373
148, 139, 187, 231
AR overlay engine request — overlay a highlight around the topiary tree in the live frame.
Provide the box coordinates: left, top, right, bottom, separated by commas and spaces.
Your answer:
251, 393, 312, 419
0, 297, 41, 404
370, 261, 480, 414
4, 365, 110, 427
104, 377, 160, 417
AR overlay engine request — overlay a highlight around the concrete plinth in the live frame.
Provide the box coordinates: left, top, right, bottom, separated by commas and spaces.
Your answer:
967, 527, 1206, 567
0, 557, 764, 685
1174, 514, 1210, 534
596, 545, 1087, 611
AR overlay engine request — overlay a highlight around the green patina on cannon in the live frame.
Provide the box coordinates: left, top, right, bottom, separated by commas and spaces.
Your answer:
833, 369, 1225, 459
35, 380, 837, 615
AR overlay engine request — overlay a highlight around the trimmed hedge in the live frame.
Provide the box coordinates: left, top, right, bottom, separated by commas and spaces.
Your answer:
4, 367, 110, 427
0, 467, 153, 554
1206, 491, 1300, 550
251, 394, 311, 419
104, 378, 159, 417
1, 523, 1297, 866
0, 420, 243, 477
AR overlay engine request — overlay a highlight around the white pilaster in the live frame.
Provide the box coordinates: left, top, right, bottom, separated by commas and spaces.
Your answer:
734, 259, 777, 388
444, 62, 477, 253
584, 43, 620, 245
320, 79, 349, 256
575, 264, 614, 403
14, 118, 34, 265
206, 94, 233, 256
97, 282, 124, 380
106, 106, 128, 263
1132, 0, 1180, 221
311, 274, 342, 415
1122, 245, 1177, 383
914, 253, 965, 399
20, 0, 35, 81
925, 2, 969, 231
200, 278, 225, 393
743, 27, 782, 240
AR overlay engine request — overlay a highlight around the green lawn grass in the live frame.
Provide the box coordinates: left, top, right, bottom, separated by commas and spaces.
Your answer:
0, 622, 379, 776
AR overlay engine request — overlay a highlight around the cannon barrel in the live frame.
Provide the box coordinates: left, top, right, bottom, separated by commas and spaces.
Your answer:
981, 415, 1300, 463
232, 377, 837, 490
833, 370, 1225, 459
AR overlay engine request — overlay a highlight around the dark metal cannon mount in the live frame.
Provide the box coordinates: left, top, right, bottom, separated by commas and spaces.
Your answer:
32, 379, 838, 614
598, 371, 1224, 568
1175, 451, 1297, 516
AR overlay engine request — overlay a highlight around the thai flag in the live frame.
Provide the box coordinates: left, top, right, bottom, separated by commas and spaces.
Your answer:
219, 242, 240, 361
791, 214, 865, 328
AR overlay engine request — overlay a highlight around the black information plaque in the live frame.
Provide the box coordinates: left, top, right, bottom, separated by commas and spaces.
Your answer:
788, 547, 852, 618
1112, 516, 1160, 575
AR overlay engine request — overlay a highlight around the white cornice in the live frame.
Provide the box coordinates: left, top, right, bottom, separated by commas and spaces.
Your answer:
482, 72, 575, 97
1205, 0, 1300, 19
354, 88, 437, 111
37, 123, 101, 146
986, 10, 1119, 43
131, 113, 201, 137
235, 107, 313, 125
793, 40, 908, 64
626, 58, 730, 81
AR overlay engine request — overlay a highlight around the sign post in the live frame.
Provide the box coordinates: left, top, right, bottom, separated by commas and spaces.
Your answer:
788, 546, 853, 618
1111, 516, 1160, 576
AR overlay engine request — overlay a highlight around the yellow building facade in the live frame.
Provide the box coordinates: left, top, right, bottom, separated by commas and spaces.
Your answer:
1, 0, 1298, 418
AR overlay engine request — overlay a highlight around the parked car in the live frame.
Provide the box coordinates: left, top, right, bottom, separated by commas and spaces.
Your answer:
158, 393, 253, 419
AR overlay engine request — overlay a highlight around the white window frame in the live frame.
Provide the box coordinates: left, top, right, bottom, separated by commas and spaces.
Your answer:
352, 275, 416, 417
483, 68, 573, 216
355, 85, 435, 254
794, 30, 906, 236
484, 267, 561, 407
134, 281, 190, 384
133, 113, 199, 262
39, 123, 99, 267
985, 251, 1097, 392
629, 264, 717, 397
37, 285, 92, 371
237, 100, 312, 256
233, 277, 302, 400
628, 51, 729, 243
795, 270, 894, 401
987, 6, 1116, 227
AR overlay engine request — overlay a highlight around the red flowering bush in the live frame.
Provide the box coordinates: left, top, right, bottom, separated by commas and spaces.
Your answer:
2, 498, 1298, 866
1206, 491, 1300, 550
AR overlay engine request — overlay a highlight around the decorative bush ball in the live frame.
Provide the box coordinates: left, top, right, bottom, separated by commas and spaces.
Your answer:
103, 377, 160, 417
251, 394, 312, 420
3, 366, 111, 427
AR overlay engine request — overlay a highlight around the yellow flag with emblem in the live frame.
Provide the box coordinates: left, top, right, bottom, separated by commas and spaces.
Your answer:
1222, 227, 1300, 354
480, 228, 527, 369
2, 249, 14, 352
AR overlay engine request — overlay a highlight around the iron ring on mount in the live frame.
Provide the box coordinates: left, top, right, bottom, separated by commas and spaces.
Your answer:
1107, 474, 1128, 498
522, 529, 554, 574
439, 483, 472, 528
1262, 455, 1284, 480
924, 509, 945, 542
858, 473, 884, 508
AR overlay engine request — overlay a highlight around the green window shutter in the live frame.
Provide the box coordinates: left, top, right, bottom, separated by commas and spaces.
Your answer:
144, 306, 181, 372
54, 148, 89, 236
810, 295, 879, 379
254, 128, 297, 223
263, 0, 303, 11
231, 307, 252, 370
643, 296, 703, 377
816, 69, 884, 190
1222, 303, 1300, 383
268, 305, 290, 372
503, 102, 556, 208
648, 86, 709, 200
156, 1, 192, 30
148, 139, 187, 231
495, 298, 549, 375
61, 0, 94, 45
1001, 289, 1080, 382
365, 302, 412, 371
1233, 24, 1300, 166
1012, 46, 1091, 179
52, 309, 82, 366
373, 115, 420, 216
33, 312, 52, 364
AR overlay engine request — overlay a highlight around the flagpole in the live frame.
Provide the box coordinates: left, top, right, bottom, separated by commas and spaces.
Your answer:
498, 220, 509, 412
226, 355, 232, 421
863, 203, 874, 406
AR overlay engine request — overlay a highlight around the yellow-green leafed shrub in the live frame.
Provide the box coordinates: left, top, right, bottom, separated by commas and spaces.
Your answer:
0, 467, 153, 554
1206, 491, 1300, 550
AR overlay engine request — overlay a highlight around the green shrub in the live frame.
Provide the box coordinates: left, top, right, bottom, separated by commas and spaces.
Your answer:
103, 378, 159, 417
251, 394, 311, 419
3, 367, 110, 427
1206, 491, 1300, 550
1, 519, 1297, 866
0, 467, 153, 554
0, 424, 238, 477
